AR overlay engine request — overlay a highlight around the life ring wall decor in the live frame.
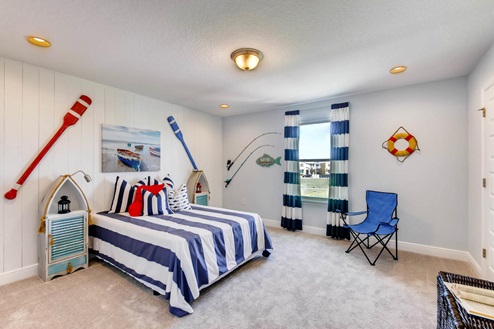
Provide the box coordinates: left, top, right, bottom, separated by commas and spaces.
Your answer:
382, 126, 420, 163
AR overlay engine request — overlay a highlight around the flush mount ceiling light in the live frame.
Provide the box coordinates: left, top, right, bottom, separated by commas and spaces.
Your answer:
231, 48, 263, 71
26, 36, 51, 47
390, 66, 407, 74
219, 104, 229, 109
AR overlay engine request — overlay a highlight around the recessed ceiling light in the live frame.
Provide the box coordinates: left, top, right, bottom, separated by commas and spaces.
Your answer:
26, 36, 51, 48
219, 104, 229, 109
390, 66, 407, 74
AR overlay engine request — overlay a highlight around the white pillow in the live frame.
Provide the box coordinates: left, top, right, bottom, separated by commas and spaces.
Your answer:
167, 184, 192, 212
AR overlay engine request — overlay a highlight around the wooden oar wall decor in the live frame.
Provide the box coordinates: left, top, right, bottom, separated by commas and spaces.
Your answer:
167, 116, 210, 204
4, 95, 92, 200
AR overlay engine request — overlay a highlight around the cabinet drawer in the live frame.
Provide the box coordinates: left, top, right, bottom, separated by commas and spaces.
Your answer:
48, 255, 87, 276
49, 215, 86, 262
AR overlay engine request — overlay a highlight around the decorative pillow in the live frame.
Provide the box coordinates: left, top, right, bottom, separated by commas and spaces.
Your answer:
142, 187, 174, 216
147, 176, 160, 186
167, 184, 192, 212
162, 174, 174, 190
128, 184, 165, 217
109, 177, 147, 213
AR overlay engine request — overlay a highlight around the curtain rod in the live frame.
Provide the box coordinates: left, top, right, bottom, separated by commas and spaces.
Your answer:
298, 105, 331, 112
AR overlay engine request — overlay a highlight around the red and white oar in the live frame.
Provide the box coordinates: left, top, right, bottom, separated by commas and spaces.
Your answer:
4, 95, 92, 200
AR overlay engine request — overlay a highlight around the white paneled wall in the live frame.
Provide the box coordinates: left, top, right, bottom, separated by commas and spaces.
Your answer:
0, 57, 222, 279
0, 59, 4, 273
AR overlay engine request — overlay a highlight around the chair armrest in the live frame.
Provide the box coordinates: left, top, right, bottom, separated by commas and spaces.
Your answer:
347, 211, 367, 216
389, 218, 399, 227
373, 218, 399, 234
336, 209, 366, 225
378, 218, 399, 226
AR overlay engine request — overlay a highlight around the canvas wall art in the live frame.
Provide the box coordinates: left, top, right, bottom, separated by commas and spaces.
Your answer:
101, 124, 161, 172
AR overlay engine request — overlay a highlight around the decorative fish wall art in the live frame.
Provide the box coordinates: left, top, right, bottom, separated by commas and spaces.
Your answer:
256, 154, 281, 167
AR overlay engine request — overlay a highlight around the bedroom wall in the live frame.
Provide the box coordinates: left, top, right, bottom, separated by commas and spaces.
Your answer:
0, 57, 223, 283
223, 77, 468, 252
467, 42, 494, 268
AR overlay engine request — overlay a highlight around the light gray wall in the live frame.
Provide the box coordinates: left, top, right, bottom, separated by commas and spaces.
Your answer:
223, 77, 468, 250
467, 42, 494, 266
223, 110, 285, 220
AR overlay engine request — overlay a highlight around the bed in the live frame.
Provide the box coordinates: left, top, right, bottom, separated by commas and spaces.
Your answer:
88, 204, 273, 317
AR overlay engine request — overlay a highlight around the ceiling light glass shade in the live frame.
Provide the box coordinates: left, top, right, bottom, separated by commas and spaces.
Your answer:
231, 48, 263, 71
26, 36, 51, 47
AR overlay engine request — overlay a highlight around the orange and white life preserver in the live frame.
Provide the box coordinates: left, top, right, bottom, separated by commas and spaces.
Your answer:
387, 132, 417, 157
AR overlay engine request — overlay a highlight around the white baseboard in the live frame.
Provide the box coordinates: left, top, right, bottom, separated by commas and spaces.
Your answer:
263, 218, 480, 270
465, 252, 482, 277
1, 221, 483, 286
395, 240, 471, 262
0, 264, 38, 287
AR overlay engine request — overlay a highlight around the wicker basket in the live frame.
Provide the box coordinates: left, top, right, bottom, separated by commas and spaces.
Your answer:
437, 271, 494, 328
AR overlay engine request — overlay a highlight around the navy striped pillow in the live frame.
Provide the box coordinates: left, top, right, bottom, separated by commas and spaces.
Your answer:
142, 187, 174, 216
109, 177, 146, 213
162, 174, 174, 189
144, 176, 160, 186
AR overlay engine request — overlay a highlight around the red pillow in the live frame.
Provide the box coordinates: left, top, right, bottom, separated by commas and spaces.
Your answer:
129, 184, 165, 216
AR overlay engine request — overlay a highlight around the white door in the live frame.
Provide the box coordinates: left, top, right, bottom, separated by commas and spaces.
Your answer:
483, 80, 494, 280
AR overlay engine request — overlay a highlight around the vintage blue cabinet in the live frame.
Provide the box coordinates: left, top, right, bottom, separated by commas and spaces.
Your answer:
187, 170, 210, 206
38, 175, 90, 281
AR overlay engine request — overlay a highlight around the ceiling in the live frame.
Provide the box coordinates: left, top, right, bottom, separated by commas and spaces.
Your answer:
1, 0, 494, 118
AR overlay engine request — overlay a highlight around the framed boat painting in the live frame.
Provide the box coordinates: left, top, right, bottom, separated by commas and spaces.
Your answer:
101, 124, 161, 172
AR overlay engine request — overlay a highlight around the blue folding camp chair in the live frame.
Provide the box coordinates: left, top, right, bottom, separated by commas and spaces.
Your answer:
339, 190, 399, 266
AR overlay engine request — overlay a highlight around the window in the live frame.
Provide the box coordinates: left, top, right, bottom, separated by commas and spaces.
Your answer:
299, 121, 331, 200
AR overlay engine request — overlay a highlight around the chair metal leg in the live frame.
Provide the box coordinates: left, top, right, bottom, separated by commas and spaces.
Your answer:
345, 230, 398, 266
395, 228, 398, 260
372, 234, 397, 264
345, 230, 361, 253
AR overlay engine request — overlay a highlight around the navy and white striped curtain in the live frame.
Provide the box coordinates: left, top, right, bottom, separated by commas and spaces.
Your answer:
281, 110, 302, 231
327, 102, 350, 239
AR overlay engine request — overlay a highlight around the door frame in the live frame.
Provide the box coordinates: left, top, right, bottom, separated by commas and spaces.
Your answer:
481, 76, 494, 279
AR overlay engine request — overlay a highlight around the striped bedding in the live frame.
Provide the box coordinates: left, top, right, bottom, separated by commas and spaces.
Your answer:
88, 204, 273, 317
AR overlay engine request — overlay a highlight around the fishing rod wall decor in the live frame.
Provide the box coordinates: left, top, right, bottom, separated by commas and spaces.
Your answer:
226, 132, 281, 170
225, 144, 274, 188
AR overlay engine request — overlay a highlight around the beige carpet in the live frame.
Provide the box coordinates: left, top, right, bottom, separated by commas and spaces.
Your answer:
0, 227, 475, 329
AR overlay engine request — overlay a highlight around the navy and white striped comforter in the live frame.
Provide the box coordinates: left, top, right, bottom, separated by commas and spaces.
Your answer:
89, 205, 273, 317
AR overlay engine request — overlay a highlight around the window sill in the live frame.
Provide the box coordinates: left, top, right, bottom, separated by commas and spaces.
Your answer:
302, 197, 327, 205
